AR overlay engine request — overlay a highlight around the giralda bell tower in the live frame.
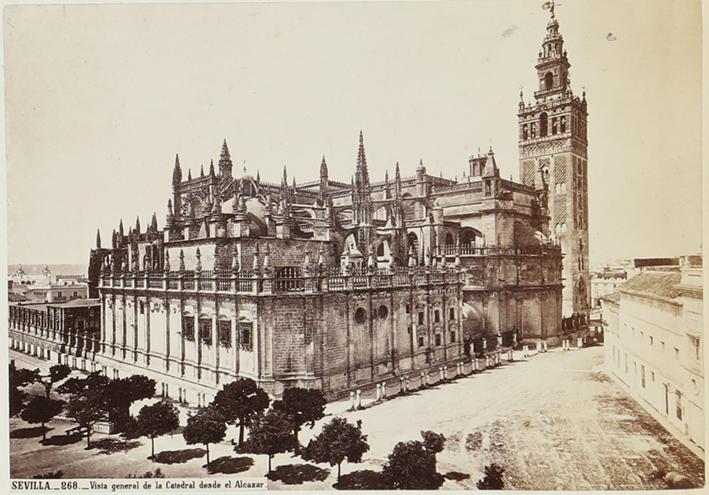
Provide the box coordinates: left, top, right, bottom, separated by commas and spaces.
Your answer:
518, 3, 590, 321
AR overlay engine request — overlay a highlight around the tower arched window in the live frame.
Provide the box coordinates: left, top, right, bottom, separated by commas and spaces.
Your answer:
552, 117, 558, 135
560, 116, 567, 133
544, 72, 554, 90
523, 124, 529, 140
540, 113, 548, 137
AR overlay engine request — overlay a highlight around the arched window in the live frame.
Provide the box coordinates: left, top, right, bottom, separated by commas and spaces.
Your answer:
445, 233, 454, 246
540, 112, 548, 137
544, 72, 554, 90
407, 232, 419, 254
560, 116, 567, 133
376, 243, 385, 257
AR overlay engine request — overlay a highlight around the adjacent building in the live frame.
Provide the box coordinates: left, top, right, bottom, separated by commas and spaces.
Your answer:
602, 256, 704, 457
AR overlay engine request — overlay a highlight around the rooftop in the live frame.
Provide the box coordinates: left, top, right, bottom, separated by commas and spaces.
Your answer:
618, 271, 682, 302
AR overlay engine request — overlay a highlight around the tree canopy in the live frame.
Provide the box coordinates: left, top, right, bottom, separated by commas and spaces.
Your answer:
212, 378, 269, 447
272, 387, 326, 452
182, 406, 227, 467
136, 399, 180, 460
382, 431, 446, 490
240, 409, 294, 474
303, 417, 369, 481
20, 396, 65, 441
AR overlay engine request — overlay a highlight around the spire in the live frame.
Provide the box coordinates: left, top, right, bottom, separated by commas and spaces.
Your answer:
96, 229, 101, 249
200, 164, 205, 177
320, 156, 328, 178
483, 147, 499, 177
172, 154, 182, 185
111, 229, 117, 249
282, 165, 288, 187
151, 212, 158, 232
166, 199, 174, 224
356, 131, 370, 187
119, 219, 124, 239
179, 249, 185, 272
217, 139, 233, 179
188, 169, 192, 181
256, 171, 261, 183
209, 159, 215, 177
135, 216, 141, 234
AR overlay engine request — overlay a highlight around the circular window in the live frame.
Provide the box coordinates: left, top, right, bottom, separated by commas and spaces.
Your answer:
378, 305, 389, 320
354, 308, 367, 324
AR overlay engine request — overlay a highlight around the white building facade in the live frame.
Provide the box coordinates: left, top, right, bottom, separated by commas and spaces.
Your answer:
602, 256, 704, 458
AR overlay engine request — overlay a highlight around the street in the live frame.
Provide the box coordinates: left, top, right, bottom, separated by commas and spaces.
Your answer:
10, 346, 704, 489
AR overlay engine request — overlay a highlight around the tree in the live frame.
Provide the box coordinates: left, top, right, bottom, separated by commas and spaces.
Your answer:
136, 399, 180, 460
182, 406, 227, 468
273, 388, 326, 453
10, 364, 41, 417
42, 364, 72, 398
20, 396, 65, 441
303, 417, 369, 482
477, 463, 505, 490
212, 378, 269, 448
382, 431, 446, 490
56, 371, 110, 397
65, 391, 107, 449
105, 375, 156, 431
240, 409, 294, 475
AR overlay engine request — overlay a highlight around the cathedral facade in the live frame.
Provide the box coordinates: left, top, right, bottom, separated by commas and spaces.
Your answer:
78, 11, 586, 401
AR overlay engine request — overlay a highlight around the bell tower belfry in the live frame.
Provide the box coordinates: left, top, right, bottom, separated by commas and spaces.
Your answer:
518, 3, 590, 320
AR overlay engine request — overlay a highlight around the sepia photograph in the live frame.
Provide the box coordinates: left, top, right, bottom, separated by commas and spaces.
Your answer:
3, 0, 705, 491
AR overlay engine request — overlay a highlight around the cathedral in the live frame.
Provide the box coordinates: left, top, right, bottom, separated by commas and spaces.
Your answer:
80, 9, 587, 400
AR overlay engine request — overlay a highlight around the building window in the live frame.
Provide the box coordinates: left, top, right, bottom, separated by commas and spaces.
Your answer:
378, 305, 389, 320
418, 311, 425, 325
552, 117, 558, 134
523, 124, 529, 140
690, 336, 700, 360
139, 301, 145, 315
354, 308, 367, 324
450, 331, 456, 343
435, 334, 442, 346
218, 321, 232, 347
674, 347, 680, 360
560, 116, 567, 133
540, 112, 548, 137
650, 336, 654, 346
182, 316, 195, 341
418, 336, 424, 348
199, 319, 212, 346
675, 390, 683, 420
449, 308, 455, 321
407, 326, 412, 335
434, 310, 440, 323
405, 304, 411, 314
530, 122, 537, 139
239, 322, 253, 351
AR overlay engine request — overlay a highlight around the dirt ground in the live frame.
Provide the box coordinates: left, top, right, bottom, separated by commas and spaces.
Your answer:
10, 347, 705, 489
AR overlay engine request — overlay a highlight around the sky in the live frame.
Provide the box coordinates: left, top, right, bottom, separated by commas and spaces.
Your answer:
3, 0, 703, 266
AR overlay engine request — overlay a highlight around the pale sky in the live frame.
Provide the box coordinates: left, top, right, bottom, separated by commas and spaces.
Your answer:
3, 0, 703, 265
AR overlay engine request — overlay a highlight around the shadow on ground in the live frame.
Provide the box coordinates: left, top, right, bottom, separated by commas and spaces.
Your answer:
333, 469, 390, 490
41, 433, 82, 446
91, 438, 142, 454
154, 448, 206, 464
445, 471, 471, 481
267, 464, 330, 484
207, 456, 254, 475
10, 426, 48, 439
